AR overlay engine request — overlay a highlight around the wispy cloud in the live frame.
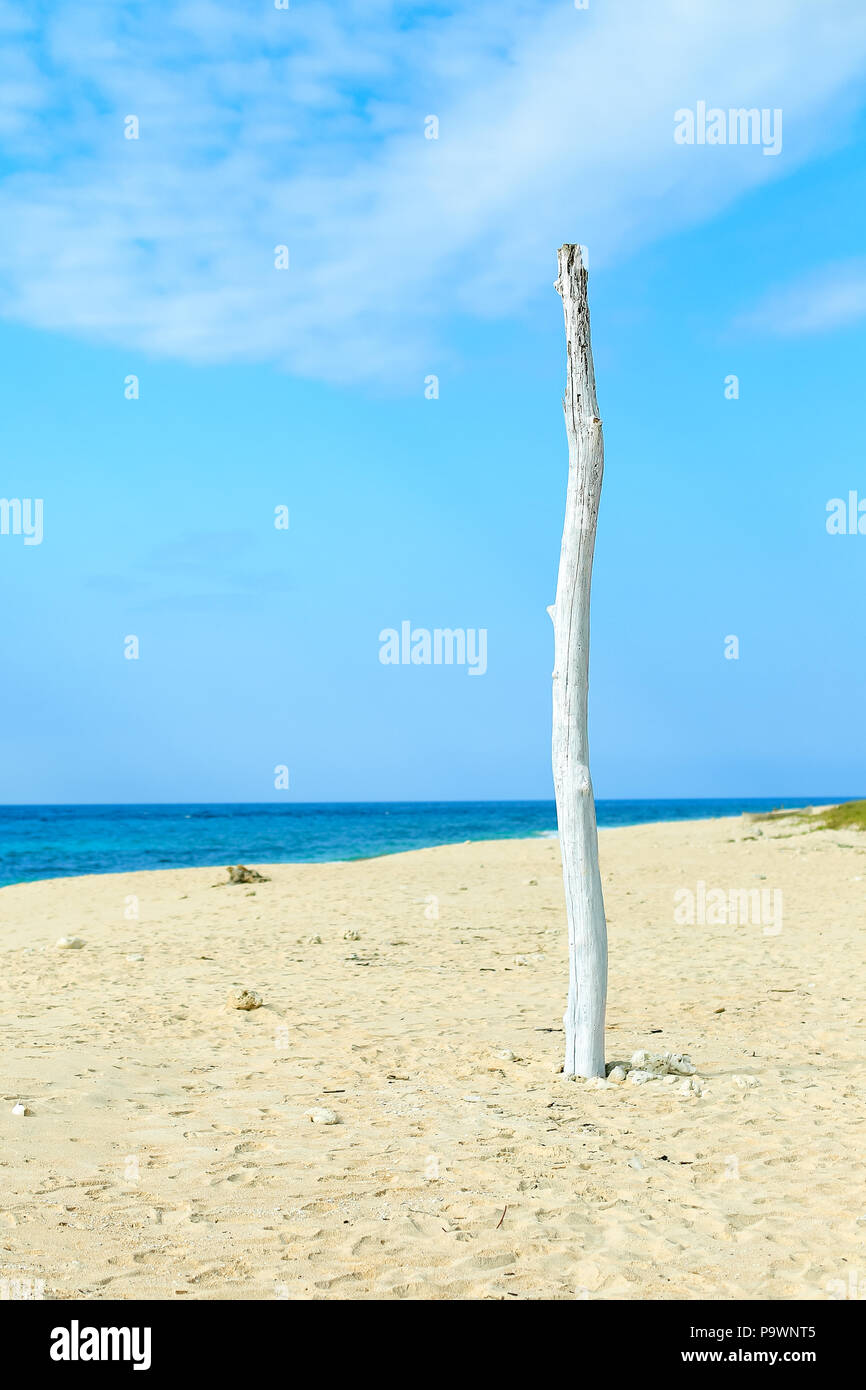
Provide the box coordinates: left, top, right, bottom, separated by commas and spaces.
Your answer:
736, 258, 866, 335
86, 529, 292, 605
1, 0, 866, 383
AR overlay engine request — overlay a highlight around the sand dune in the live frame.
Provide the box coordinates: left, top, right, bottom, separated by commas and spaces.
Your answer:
1, 812, 864, 1300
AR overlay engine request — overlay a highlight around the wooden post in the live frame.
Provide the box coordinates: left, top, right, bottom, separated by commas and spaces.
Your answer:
550, 244, 607, 1079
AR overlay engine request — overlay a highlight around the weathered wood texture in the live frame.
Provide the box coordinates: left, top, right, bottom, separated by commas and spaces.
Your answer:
550, 244, 608, 1079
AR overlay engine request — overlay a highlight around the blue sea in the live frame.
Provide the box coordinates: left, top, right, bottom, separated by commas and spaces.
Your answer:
0, 798, 843, 888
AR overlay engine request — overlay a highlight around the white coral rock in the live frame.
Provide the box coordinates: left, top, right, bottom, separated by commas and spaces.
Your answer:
630, 1049, 696, 1076
630, 1049, 665, 1071
607, 1065, 629, 1085
628, 1069, 662, 1086
56, 936, 85, 949
732, 1074, 759, 1089
665, 1053, 696, 1076
678, 1078, 704, 1097
307, 1107, 339, 1125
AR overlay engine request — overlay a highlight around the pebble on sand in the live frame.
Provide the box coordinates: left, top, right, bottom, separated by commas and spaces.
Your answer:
307, 1107, 340, 1125
55, 936, 85, 949
12, 1102, 30, 1116
227, 988, 263, 1010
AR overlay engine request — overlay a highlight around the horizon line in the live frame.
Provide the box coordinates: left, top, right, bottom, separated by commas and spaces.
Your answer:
0, 795, 856, 810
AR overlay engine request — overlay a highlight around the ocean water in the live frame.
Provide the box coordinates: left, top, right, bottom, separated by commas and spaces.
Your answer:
0, 798, 842, 888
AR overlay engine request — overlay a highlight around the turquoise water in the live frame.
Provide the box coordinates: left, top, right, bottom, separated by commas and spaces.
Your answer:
0, 798, 843, 888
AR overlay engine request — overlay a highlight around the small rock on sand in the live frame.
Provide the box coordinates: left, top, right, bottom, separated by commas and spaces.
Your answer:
678, 1078, 705, 1097
665, 1053, 697, 1076
308, 1107, 339, 1125
12, 1102, 30, 1116
630, 1049, 696, 1076
227, 988, 263, 1011
224, 865, 270, 884
56, 936, 84, 949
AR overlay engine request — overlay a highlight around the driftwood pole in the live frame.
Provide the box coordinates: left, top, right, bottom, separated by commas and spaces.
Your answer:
550, 244, 607, 1079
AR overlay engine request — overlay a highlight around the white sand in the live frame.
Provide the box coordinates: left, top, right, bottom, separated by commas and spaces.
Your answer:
1, 812, 864, 1300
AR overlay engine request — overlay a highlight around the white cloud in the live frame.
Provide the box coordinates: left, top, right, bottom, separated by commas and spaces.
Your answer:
1, 0, 865, 383
736, 258, 866, 334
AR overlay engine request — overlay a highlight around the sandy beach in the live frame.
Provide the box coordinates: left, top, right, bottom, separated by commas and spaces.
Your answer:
2, 811, 864, 1301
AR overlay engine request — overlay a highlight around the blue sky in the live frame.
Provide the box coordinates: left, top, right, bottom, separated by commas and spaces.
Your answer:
1, 0, 866, 803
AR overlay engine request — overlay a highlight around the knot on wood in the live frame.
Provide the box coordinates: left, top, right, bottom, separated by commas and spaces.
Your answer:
573, 764, 591, 794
